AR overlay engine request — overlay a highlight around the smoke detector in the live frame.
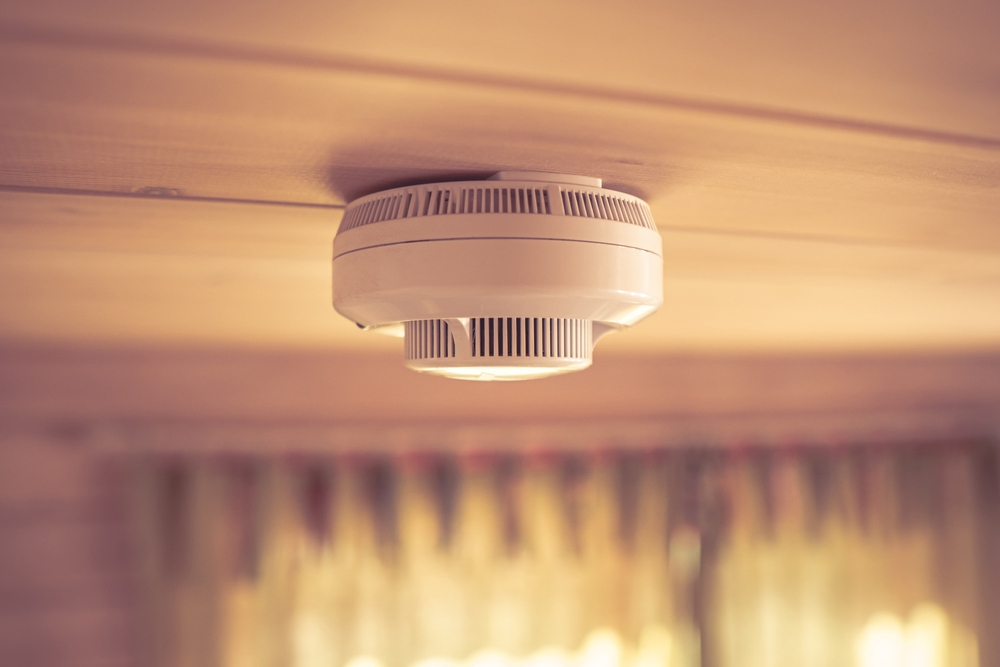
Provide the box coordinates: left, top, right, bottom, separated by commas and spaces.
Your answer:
332, 172, 662, 381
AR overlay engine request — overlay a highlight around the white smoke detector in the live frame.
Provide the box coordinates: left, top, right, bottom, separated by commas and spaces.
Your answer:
332, 172, 662, 381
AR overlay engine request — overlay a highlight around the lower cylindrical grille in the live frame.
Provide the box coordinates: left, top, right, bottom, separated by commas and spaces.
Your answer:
469, 317, 590, 360
404, 318, 595, 381
405, 320, 456, 360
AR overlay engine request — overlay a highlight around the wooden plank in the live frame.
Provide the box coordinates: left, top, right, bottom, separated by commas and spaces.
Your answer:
0, 434, 140, 667
3, 192, 1000, 351
0, 438, 123, 505
1, 0, 999, 139
1, 345, 998, 425
0, 38, 998, 248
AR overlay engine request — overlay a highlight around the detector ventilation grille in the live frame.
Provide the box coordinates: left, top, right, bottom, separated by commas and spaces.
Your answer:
405, 317, 592, 362
559, 190, 655, 229
405, 320, 457, 360
472, 317, 590, 359
339, 185, 655, 233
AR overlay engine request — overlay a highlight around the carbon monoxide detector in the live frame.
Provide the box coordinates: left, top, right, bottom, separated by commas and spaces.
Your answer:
333, 172, 662, 381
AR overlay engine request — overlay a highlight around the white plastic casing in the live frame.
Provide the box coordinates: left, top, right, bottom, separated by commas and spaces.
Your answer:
333, 172, 662, 380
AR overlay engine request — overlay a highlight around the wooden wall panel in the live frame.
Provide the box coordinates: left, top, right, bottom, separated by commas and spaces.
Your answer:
0, 435, 140, 667
2, 345, 998, 435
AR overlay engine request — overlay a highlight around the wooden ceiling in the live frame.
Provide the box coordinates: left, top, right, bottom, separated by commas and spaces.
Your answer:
1, 0, 999, 354
4, 10, 1000, 663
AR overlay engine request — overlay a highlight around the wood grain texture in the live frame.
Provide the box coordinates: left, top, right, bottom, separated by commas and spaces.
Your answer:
2, 345, 998, 427
0, 434, 140, 667
2, 0, 999, 139
3, 191, 1000, 352
1, 4, 999, 666
2, 4, 1000, 353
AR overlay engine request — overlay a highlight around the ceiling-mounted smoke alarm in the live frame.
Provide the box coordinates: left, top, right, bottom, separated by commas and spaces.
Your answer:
333, 172, 662, 381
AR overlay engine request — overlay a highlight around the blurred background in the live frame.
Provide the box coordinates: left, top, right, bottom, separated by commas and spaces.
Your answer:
1, 0, 999, 665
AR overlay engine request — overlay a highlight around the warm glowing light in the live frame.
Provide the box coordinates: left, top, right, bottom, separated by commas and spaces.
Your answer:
857, 604, 950, 667
413, 658, 461, 667
293, 612, 336, 667
905, 604, 948, 667
578, 629, 624, 667
338, 628, 674, 667
521, 647, 574, 667
345, 657, 387, 667
145, 450, 989, 667
636, 624, 673, 667
466, 650, 514, 667
420, 364, 589, 381
858, 613, 906, 667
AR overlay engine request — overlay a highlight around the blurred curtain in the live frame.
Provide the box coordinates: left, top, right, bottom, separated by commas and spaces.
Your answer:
130, 443, 999, 667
